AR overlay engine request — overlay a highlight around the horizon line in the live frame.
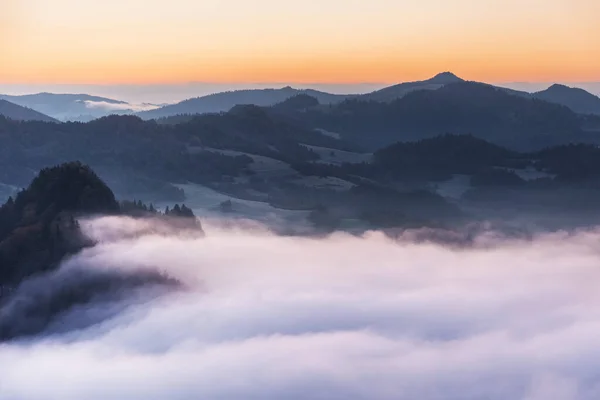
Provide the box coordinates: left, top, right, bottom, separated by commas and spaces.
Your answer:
2, 77, 600, 87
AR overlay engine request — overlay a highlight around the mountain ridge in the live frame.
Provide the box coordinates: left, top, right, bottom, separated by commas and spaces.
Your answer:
138, 72, 600, 120
0, 99, 58, 122
137, 73, 467, 119
532, 84, 600, 115
136, 87, 348, 120
8, 73, 600, 122
360, 72, 464, 102
298, 81, 584, 151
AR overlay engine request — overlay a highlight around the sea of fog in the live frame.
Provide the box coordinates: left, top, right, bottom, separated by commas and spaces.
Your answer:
3, 217, 600, 399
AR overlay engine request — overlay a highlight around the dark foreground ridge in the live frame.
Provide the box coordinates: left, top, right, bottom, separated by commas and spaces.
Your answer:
0, 162, 120, 289
0, 162, 201, 341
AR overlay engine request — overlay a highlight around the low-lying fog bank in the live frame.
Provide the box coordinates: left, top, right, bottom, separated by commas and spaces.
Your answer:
2, 217, 600, 399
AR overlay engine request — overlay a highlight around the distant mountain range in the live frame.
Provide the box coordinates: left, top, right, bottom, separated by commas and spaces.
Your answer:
292, 81, 590, 151
0, 83, 598, 203
0, 93, 159, 122
138, 72, 467, 119
0, 99, 57, 122
137, 72, 600, 120
360, 72, 464, 102
136, 87, 347, 120
3, 73, 600, 123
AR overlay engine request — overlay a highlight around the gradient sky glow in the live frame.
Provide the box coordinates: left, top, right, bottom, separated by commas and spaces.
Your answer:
2, 0, 599, 85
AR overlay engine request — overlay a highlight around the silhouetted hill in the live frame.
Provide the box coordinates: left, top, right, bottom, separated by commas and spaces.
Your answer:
293, 132, 600, 229
0, 108, 360, 202
5, 84, 600, 234
0, 100, 57, 122
135, 73, 600, 122
0, 162, 119, 289
177, 104, 355, 162
0, 161, 202, 291
302, 81, 586, 150
430, 72, 464, 84
360, 72, 464, 102
109, 72, 600, 124
373, 134, 519, 180
532, 84, 600, 115
137, 87, 347, 120
137, 73, 464, 120
0, 163, 202, 341
273, 94, 320, 111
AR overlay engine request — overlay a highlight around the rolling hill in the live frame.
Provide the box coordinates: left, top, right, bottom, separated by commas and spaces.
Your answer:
137, 87, 348, 120
299, 81, 586, 151
0, 99, 57, 122
139, 73, 600, 122
138, 73, 468, 120
7, 74, 600, 124
532, 84, 600, 115
359, 72, 464, 102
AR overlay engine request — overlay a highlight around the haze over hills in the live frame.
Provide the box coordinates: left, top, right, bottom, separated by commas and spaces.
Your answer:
0, 93, 159, 122
4, 73, 600, 122
1, 85, 600, 230
500, 82, 600, 97
1, 73, 600, 229
0, 99, 57, 123
531, 84, 600, 115
6, 82, 600, 398
285, 81, 591, 151
136, 87, 348, 120
137, 72, 467, 120
136, 72, 600, 121
5, 0, 600, 396
359, 72, 464, 102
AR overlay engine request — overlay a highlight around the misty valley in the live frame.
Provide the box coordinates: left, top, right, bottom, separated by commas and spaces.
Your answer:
4, 74, 600, 399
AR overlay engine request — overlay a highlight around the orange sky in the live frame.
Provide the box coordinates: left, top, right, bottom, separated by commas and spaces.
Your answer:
2, 0, 599, 84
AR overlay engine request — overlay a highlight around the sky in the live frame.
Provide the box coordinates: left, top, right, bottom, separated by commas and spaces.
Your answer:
2, 0, 599, 87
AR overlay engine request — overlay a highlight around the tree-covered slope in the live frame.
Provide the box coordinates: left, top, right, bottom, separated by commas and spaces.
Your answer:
0, 100, 58, 123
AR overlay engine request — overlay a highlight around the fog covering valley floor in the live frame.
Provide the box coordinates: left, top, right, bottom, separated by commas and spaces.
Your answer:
4, 215, 600, 399
4, 77, 600, 399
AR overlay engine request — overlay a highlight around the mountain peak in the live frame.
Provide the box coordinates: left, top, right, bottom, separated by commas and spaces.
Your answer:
534, 83, 600, 115
429, 72, 463, 84
547, 83, 571, 91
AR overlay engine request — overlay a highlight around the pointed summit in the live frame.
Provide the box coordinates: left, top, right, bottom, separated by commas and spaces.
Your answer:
360, 72, 464, 102
429, 72, 463, 84
545, 84, 572, 93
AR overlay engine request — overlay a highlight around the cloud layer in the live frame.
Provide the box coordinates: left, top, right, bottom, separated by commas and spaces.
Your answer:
3, 217, 600, 399
82, 100, 159, 112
